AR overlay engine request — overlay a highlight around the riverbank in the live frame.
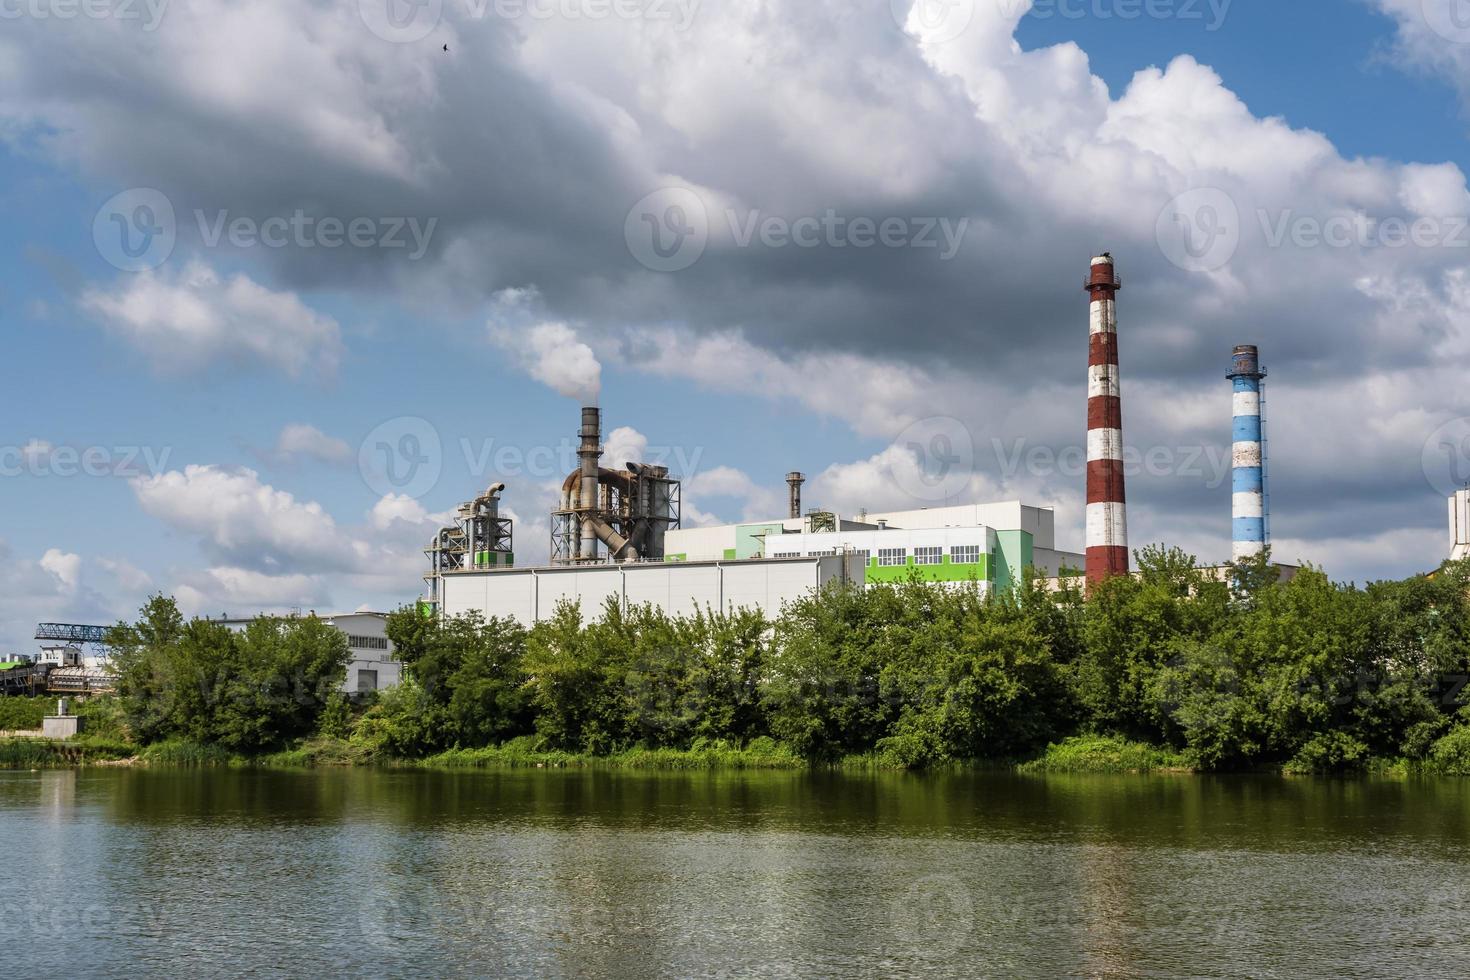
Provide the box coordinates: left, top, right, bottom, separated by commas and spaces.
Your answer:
5, 733, 1465, 777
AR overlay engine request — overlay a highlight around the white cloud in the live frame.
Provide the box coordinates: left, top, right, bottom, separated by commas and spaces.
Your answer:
130, 464, 341, 570
492, 321, 602, 403
82, 261, 342, 379
603, 426, 648, 469
272, 423, 352, 466
39, 549, 81, 593
1, 0, 1467, 582
1373, 0, 1470, 109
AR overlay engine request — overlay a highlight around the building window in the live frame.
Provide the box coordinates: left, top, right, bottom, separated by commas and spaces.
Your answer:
878, 548, 906, 567
809, 549, 836, 557
951, 545, 981, 565
850, 549, 871, 562
772, 552, 801, 559
348, 635, 389, 651
357, 669, 379, 693
914, 546, 943, 566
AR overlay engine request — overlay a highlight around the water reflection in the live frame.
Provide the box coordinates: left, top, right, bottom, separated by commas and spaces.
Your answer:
3, 769, 1469, 977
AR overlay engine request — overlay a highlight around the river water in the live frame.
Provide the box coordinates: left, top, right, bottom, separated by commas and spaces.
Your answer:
4, 767, 1469, 978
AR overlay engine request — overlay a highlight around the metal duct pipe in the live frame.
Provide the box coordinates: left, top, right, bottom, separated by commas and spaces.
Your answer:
786, 472, 805, 520
1085, 252, 1129, 587
588, 516, 638, 560
578, 406, 601, 560
1228, 346, 1268, 562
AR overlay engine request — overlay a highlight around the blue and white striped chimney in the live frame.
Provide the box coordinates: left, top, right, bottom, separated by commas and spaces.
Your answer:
1228, 345, 1268, 561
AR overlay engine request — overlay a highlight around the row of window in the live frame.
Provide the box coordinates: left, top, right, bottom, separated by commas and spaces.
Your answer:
877, 545, 982, 566
348, 635, 390, 651
769, 546, 983, 565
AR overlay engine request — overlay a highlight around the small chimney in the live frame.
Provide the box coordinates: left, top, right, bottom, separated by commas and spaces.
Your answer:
786, 472, 805, 520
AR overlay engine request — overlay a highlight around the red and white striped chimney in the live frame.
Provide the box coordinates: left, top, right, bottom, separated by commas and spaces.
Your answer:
1086, 252, 1128, 587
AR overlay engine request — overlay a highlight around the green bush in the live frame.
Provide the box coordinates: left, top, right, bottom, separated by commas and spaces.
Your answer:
0, 697, 50, 732
1019, 735, 1189, 774
1427, 725, 1470, 775
1283, 732, 1371, 775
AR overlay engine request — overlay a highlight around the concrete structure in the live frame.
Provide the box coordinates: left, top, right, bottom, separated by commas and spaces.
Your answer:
440, 555, 862, 626
1452, 489, 1470, 562
1228, 345, 1269, 561
42, 699, 81, 740
1086, 252, 1129, 586
214, 611, 400, 695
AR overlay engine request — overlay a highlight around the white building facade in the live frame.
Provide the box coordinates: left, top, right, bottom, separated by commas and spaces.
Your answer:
214, 612, 401, 695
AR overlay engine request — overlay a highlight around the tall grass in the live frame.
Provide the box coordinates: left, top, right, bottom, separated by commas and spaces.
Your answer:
1018, 735, 1191, 774
416, 737, 805, 771
139, 739, 238, 767
0, 736, 134, 768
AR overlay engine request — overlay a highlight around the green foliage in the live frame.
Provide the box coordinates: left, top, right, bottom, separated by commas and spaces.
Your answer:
28, 553, 1470, 776
0, 697, 49, 732
1019, 735, 1188, 774
1427, 723, 1470, 775
0, 736, 134, 768
139, 739, 239, 766
108, 596, 350, 753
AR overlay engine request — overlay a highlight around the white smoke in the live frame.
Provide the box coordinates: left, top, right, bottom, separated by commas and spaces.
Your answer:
494, 321, 602, 403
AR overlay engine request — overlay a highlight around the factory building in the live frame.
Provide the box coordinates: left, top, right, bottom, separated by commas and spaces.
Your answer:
427, 401, 1083, 627
1451, 489, 1470, 562
663, 502, 1083, 592
213, 611, 400, 695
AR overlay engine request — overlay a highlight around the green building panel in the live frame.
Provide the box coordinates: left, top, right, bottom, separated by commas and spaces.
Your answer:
992, 530, 1034, 592
736, 523, 786, 559
865, 554, 989, 584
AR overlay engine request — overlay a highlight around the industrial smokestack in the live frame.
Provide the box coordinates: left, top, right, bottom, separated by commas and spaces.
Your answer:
1450, 489, 1469, 562
1085, 252, 1128, 587
786, 472, 805, 520
1228, 346, 1268, 562
578, 406, 601, 560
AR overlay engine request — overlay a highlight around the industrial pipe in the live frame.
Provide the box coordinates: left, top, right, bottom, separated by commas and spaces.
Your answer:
1228, 346, 1267, 561
1085, 252, 1129, 586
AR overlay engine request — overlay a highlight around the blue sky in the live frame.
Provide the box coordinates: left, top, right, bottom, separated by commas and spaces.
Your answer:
3, 0, 1470, 651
